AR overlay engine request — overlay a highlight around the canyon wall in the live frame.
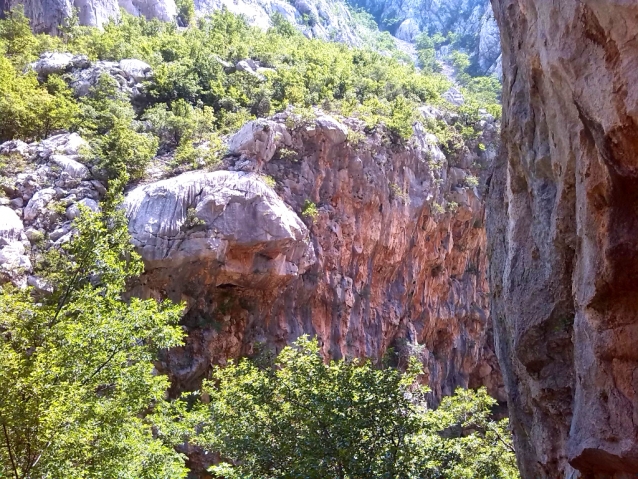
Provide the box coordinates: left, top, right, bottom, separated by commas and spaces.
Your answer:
125, 111, 504, 405
488, 1, 638, 477
0, 50, 504, 410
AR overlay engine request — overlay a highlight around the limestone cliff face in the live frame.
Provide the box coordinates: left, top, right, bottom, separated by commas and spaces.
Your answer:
1, 0, 175, 33
121, 111, 503, 405
488, 1, 638, 477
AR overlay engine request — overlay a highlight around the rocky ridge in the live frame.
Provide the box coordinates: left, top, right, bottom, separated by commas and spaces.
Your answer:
488, 0, 638, 477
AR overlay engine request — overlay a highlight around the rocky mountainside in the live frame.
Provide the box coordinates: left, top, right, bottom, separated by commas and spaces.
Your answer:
488, 0, 638, 477
351, 0, 500, 72
0, 66, 503, 408
0, 0, 176, 33
1, 0, 501, 74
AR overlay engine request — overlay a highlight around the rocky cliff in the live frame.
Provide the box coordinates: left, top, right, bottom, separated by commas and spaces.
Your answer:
488, 1, 638, 477
0, 103, 503, 411
123, 111, 504, 405
0, 0, 175, 33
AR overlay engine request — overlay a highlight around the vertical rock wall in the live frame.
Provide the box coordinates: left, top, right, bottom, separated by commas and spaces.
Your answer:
488, 1, 638, 477
1, 0, 175, 33
124, 112, 504, 406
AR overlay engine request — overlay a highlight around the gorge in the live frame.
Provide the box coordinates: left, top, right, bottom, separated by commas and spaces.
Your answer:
0, 0, 638, 478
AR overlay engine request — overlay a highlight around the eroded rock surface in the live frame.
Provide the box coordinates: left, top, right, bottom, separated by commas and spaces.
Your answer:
123, 112, 503, 408
488, 1, 638, 477
1, 0, 175, 33
124, 170, 315, 281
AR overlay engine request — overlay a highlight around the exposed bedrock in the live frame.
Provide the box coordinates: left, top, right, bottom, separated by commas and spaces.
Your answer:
488, 1, 638, 477
124, 112, 504, 404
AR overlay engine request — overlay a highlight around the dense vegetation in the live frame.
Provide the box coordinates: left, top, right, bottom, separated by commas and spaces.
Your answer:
0, 7, 499, 178
196, 337, 519, 479
0, 6, 511, 479
0, 208, 188, 478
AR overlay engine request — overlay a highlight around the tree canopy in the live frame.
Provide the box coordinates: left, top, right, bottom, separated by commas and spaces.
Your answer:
193, 337, 519, 479
0, 208, 187, 479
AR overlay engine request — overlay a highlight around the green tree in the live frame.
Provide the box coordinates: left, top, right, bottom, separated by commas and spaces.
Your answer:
0, 208, 187, 479
0, 57, 79, 142
194, 337, 520, 479
175, 0, 195, 27
415, 33, 441, 74
91, 117, 158, 184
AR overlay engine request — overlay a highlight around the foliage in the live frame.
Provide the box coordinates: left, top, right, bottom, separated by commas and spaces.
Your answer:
465, 175, 479, 187
77, 73, 135, 136
61, 11, 450, 138
196, 337, 426, 479
193, 337, 520, 479
144, 98, 215, 149
175, 0, 195, 27
89, 116, 158, 184
0, 207, 187, 479
301, 199, 319, 221
0, 57, 79, 142
415, 33, 442, 74
0, 7, 62, 64
447, 50, 501, 119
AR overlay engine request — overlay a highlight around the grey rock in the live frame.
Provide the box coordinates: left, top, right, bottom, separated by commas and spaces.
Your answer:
37, 133, 88, 159
23, 188, 56, 222
66, 198, 100, 219
315, 115, 348, 144
235, 59, 266, 81
442, 87, 465, 106
50, 155, 91, 185
395, 18, 420, 43
9, 198, 24, 209
0, 206, 31, 282
27, 275, 53, 293
49, 224, 71, 241
30, 52, 90, 77
117, 0, 176, 21
228, 119, 291, 164
124, 170, 315, 282
0, 139, 31, 158
118, 58, 153, 81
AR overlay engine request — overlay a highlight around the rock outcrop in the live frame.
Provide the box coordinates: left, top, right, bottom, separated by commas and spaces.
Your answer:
30, 53, 152, 101
0, 108, 502, 440
117, 111, 504, 407
1, 0, 175, 33
488, 1, 638, 477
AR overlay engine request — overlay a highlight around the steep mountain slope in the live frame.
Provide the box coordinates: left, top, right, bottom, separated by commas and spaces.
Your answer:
351, 0, 500, 72
1, 0, 501, 75
488, 0, 638, 477
0, 6, 503, 407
